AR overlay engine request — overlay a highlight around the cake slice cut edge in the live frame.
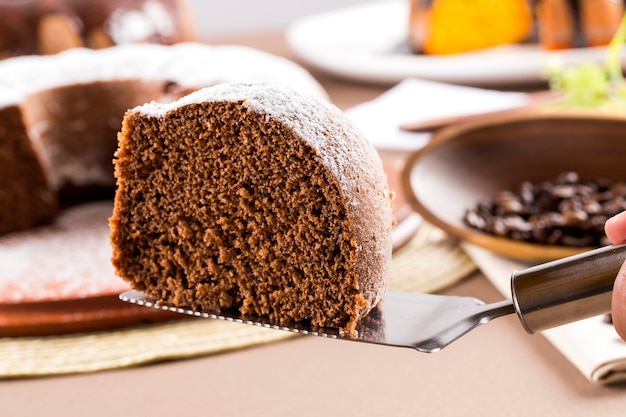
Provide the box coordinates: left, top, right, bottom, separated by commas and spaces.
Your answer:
109, 82, 394, 333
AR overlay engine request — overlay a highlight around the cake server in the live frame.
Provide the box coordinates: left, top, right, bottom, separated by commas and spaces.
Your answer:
120, 244, 626, 353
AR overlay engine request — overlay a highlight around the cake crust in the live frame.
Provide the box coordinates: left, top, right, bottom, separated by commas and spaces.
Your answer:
110, 83, 393, 332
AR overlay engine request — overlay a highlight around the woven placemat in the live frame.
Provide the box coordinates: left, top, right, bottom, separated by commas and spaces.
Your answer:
0, 223, 476, 379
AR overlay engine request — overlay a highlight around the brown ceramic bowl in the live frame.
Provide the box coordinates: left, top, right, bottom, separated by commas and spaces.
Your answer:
401, 112, 626, 262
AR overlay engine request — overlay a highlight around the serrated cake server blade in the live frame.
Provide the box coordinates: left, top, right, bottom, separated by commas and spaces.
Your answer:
120, 244, 626, 353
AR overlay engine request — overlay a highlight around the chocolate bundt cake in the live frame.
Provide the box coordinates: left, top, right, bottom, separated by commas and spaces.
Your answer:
0, 0, 195, 59
0, 43, 325, 236
110, 82, 394, 332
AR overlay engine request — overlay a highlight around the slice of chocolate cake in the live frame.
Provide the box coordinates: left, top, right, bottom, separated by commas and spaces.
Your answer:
109, 82, 394, 333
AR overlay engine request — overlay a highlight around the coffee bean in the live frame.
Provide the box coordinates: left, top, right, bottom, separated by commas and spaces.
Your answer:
462, 171, 625, 247
562, 209, 588, 227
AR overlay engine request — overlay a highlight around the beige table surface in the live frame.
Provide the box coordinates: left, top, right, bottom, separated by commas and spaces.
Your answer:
3, 32, 626, 416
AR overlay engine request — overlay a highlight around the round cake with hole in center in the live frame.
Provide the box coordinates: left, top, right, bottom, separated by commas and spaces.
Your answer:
109, 82, 394, 333
0, 0, 195, 59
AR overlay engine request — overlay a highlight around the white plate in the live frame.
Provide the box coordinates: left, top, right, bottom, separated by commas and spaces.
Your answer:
286, 0, 614, 86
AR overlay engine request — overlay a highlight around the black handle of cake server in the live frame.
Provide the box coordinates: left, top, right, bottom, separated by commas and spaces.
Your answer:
510, 244, 626, 334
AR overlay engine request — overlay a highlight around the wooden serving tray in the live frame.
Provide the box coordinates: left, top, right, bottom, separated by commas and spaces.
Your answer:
0, 295, 182, 337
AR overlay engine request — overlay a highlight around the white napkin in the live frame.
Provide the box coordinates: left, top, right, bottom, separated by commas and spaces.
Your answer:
346, 78, 528, 152
463, 243, 626, 385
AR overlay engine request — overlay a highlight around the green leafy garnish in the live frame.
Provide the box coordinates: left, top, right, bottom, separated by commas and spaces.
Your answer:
545, 13, 626, 111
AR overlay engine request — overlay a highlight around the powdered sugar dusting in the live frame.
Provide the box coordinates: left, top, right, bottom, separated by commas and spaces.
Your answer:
136, 83, 381, 199
106, 0, 176, 43
0, 202, 129, 304
0, 42, 326, 197
0, 43, 326, 109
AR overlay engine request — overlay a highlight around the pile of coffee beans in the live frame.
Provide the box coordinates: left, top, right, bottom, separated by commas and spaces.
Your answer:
463, 171, 626, 247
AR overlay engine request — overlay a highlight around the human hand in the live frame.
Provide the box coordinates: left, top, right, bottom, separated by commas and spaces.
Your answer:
604, 211, 626, 341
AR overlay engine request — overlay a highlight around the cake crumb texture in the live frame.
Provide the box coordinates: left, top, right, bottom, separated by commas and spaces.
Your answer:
0, 105, 57, 235
110, 83, 393, 331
